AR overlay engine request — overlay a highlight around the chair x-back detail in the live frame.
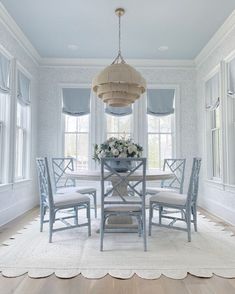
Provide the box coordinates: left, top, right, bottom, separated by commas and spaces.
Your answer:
149, 157, 201, 242
100, 157, 147, 251
146, 158, 186, 195
52, 157, 97, 218
36, 157, 91, 242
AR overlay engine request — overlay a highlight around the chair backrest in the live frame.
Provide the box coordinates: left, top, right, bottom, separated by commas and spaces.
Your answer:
100, 157, 147, 209
162, 158, 186, 193
187, 157, 202, 206
36, 157, 54, 208
52, 157, 76, 190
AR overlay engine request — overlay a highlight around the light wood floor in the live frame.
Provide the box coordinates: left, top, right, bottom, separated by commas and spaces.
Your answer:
0, 208, 235, 294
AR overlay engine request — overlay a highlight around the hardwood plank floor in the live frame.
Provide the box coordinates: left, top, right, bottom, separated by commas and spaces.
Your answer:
0, 207, 235, 294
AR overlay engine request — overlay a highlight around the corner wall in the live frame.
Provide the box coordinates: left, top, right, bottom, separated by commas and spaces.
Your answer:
0, 21, 39, 226
196, 26, 235, 224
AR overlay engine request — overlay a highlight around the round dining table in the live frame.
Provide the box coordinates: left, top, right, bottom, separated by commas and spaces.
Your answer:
65, 169, 174, 232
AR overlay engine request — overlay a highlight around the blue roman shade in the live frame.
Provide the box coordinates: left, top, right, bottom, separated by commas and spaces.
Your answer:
0, 53, 10, 94
205, 73, 220, 111
62, 88, 90, 116
105, 106, 132, 116
228, 57, 235, 96
17, 71, 30, 106
147, 89, 175, 116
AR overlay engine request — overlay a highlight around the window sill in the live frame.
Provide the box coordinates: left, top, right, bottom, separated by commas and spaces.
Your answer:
0, 183, 13, 192
13, 179, 32, 187
224, 184, 235, 193
205, 179, 224, 190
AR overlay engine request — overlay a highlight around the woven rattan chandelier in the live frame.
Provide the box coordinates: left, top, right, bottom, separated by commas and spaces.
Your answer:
92, 8, 146, 107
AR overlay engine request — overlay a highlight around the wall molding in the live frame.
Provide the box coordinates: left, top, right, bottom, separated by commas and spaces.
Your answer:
39, 57, 195, 69
195, 10, 235, 69
0, 2, 40, 65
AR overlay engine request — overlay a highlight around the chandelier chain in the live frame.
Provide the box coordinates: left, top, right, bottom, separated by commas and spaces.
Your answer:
118, 14, 121, 54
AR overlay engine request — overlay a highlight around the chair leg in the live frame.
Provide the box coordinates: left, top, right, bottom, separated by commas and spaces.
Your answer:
49, 210, 54, 243
74, 207, 78, 225
143, 211, 147, 252
192, 204, 197, 232
149, 202, 153, 236
186, 207, 191, 242
87, 203, 91, 236
40, 204, 46, 232
137, 216, 142, 237
93, 191, 97, 218
100, 213, 104, 251
159, 206, 162, 225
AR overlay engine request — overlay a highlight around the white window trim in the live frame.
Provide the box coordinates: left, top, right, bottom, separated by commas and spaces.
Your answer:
143, 84, 181, 159
203, 65, 224, 185
14, 62, 32, 182
0, 46, 13, 185
60, 83, 180, 171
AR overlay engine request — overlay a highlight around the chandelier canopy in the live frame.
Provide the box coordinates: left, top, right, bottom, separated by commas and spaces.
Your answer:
92, 8, 147, 107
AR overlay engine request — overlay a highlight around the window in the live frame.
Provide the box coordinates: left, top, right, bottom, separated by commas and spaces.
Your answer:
147, 115, 174, 169
226, 57, 235, 184
147, 88, 175, 169
64, 114, 89, 170
15, 101, 30, 179
15, 70, 31, 180
205, 72, 221, 180
106, 113, 132, 139
0, 93, 9, 183
0, 51, 11, 184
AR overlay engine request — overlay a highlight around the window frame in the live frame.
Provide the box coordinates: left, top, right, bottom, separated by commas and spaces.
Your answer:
204, 66, 223, 183
14, 64, 32, 182
60, 84, 91, 170
0, 46, 12, 186
61, 84, 180, 171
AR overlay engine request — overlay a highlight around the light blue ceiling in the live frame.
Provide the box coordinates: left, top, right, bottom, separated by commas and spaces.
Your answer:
1, 0, 235, 59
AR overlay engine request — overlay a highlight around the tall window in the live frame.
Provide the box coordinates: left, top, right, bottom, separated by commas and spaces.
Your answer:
64, 114, 89, 170
62, 88, 90, 170
147, 89, 175, 169
205, 72, 221, 180
0, 52, 11, 184
147, 115, 174, 169
15, 70, 31, 180
227, 57, 235, 184
106, 113, 132, 139
0, 93, 9, 183
15, 102, 29, 179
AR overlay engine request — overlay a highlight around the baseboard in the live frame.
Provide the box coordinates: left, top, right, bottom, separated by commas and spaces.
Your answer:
0, 198, 38, 227
199, 198, 235, 225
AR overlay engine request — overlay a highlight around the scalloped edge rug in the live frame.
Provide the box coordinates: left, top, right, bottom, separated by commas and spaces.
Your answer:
0, 211, 235, 279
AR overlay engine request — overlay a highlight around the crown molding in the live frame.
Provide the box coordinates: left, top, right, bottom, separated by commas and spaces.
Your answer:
195, 10, 235, 69
40, 57, 195, 69
0, 2, 40, 65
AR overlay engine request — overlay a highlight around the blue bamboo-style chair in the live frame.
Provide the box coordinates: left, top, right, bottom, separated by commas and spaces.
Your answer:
149, 157, 201, 242
100, 157, 147, 251
36, 157, 91, 243
52, 157, 97, 218
146, 158, 186, 195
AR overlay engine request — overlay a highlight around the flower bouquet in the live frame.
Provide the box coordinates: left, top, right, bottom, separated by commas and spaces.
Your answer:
93, 137, 143, 172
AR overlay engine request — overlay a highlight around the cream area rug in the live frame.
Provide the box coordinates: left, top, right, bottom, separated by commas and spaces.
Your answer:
0, 210, 235, 279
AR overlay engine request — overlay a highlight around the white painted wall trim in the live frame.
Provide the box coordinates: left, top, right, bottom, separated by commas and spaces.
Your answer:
195, 10, 235, 68
0, 2, 40, 65
39, 58, 195, 69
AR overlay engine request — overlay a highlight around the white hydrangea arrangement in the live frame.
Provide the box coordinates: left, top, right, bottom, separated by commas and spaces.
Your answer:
93, 137, 143, 162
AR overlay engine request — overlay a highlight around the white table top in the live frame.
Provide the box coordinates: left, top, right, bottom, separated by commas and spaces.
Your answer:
65, 169, 174, 181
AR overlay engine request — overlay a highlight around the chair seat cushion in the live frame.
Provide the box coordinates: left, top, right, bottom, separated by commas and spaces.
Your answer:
54, 193, 90, 208
104, 205, 141, 212
57, 186, 96, 194
150, 192, 187, 206
146, 187, 177, 194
